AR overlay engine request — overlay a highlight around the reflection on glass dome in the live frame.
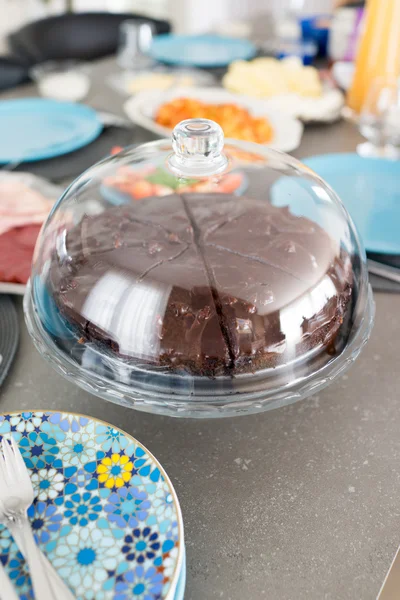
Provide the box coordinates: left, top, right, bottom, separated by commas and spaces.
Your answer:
24, 119, 374, 417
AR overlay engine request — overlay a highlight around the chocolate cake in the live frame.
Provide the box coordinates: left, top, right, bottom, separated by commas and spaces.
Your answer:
48, 194, 353, 377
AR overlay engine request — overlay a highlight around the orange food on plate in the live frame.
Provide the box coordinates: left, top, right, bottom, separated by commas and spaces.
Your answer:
155, 98, 274, 144
225, 146, 267, 166
110, 146, 124, 156
178, 172, 244, 194
104, 164, 245, 200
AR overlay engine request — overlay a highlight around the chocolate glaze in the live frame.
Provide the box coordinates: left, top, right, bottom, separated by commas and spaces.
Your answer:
48, 194, 353, 376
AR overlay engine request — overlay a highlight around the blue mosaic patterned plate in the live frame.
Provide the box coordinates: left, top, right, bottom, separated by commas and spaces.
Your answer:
0, 411, 184, 600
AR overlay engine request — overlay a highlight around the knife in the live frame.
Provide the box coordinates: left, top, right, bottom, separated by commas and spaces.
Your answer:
377, 545, 400, 599
367, 259, 400, 285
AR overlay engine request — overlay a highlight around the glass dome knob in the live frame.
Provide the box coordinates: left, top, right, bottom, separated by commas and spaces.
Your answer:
168, 118, 228, 177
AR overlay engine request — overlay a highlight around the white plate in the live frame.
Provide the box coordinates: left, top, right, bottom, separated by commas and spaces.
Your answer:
124, 87, 304, 153
261, 88, 345, 123
0, 282, 25, 295
108, 68, 216, 96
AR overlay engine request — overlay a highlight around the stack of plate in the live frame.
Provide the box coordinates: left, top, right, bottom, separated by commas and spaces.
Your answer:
303, 153, 400, 256
0, 296, 19, 387
0, 411, 185, 600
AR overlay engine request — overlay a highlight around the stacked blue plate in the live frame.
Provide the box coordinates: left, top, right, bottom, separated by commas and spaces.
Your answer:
150, 34, 256, 68
0, 411, 185, 600
303, 153, 400, 255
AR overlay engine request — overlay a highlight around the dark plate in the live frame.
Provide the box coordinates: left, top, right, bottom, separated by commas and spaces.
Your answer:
0, 295, 19, 387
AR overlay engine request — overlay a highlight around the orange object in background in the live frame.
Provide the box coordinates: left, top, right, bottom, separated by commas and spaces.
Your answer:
110, 146, 124, 155
155, 98, 273, 144
347, 0, 400, 113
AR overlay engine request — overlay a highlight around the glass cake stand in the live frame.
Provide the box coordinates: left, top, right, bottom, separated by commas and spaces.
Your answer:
24, 119, 374, 417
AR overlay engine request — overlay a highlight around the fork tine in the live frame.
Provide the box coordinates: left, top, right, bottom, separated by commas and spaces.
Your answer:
1, 438, 16, 483
9, 436, 27, 474
0, 441, 7, 487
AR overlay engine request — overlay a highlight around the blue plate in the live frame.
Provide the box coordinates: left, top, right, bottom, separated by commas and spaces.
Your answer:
33, 276, 75, 340
0, 99, 103, 163
303, 153, 400, 254
0, 411, 184, 600
150, 34, 256, 67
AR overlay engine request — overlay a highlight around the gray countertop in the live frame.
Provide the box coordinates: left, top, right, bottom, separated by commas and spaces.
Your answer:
1, 59, 400, 600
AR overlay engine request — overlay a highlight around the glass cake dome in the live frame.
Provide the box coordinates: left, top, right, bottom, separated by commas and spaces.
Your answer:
24, 119, 374, 417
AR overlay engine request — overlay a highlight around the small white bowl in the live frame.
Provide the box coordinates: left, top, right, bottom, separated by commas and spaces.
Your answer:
30, 61, 91, 102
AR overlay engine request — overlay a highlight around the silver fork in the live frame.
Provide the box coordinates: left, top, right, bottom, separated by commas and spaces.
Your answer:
0, 437, 65, 599
0, 438, 74, 599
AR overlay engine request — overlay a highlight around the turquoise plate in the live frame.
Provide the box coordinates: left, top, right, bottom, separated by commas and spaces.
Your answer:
0, 99, 103, 163
303, 153, 400, 254
150, 34, 256, 68
0, 411, 184, 600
